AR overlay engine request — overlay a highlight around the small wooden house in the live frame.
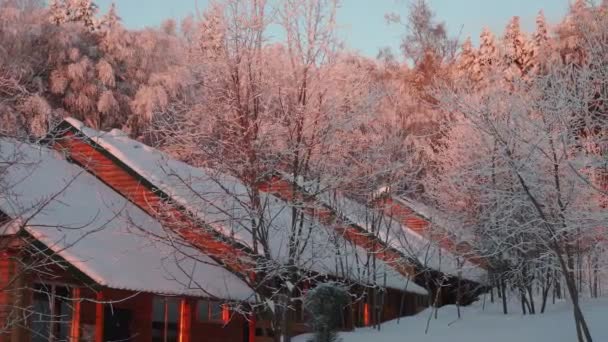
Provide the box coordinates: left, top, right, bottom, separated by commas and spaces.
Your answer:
258, 173, 488, 306
0, 117, 487, 341
0, 138, 255, 342
369, 194, 489, 304
46, 118, 432, 335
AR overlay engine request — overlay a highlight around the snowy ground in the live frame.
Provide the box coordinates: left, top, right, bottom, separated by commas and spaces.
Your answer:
294, 297, 608, 342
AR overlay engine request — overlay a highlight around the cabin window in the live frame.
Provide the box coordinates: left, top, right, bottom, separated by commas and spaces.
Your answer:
152, 297, 180, 342
416, 294, 426, 309
197, 300, 228, 323
31, 283, 72, 342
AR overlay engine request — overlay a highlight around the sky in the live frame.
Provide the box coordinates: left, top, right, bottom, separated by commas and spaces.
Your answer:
96, 0, 571, 57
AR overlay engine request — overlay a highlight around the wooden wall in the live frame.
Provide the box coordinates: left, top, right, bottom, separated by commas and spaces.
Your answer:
190, 308, 247, 342
0, 236, 30, 342
78, 288, 247, 342
0, 244, 248, 342
0, 244, 18, 342
78, 288, 153, 342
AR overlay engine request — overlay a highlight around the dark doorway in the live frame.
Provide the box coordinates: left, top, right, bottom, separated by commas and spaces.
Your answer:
104, 307, 133, 341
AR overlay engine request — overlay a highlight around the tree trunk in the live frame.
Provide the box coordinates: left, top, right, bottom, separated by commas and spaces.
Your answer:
591, 254, 599, 298
397, 290, 406, 324
540, 271, 551, 314
520, 289, 527, 315
280, 292, 291, 342
501, 278, 508, 315
559, 250, 593, 342
555, 272, 562, 300
526, 285, 535, 314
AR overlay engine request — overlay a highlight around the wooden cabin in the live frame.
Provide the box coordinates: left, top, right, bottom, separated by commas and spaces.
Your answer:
0, 255, 252, 342
0, 138, 255, 342
258, 172, 489, 306
45, 118, 432, 330
0, 117, 487, 340
372, 195, 489, 305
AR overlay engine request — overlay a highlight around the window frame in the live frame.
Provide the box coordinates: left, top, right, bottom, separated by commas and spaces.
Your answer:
31, 282, 73, 342
152, 296, 181, 342
196, 299, 228, 324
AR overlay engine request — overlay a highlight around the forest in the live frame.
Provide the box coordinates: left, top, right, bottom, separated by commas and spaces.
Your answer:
0, 0, 607, 341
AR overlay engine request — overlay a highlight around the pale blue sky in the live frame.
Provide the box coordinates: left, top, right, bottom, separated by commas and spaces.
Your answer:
96, 0, 571, 57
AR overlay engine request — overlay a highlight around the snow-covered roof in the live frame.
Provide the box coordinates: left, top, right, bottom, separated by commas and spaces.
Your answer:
61, 118, 427, 295
297, 181, 488, 284
0, 138, 255, 300
393, 196, 477, 243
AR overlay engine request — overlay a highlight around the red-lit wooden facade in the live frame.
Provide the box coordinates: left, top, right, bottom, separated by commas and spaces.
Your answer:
372, 197, 488, 269
0, 234, 251, 342
34, 127, 260, 342
0, 120, 434, 342
257, 176, 418, 278
258, 174, 488, 271
258, 174, 487, 306
41, 120, 433, 337
53, 130, 257, 279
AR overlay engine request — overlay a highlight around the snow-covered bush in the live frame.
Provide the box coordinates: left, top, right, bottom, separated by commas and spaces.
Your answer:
303, 282, 350, 342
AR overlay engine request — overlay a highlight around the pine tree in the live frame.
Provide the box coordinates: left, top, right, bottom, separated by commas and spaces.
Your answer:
48, 0, 68, 25
100, 2, 120, 32
572, 0, 588, 14
558, 0, 590, 65
98, 2, 127, 61
456, 37, 480, 83
198, 5, 225, 59
70, 0, 99, 31
525, 11, 550, 76
502, 16, 529, 77
48, 0, 100, 31
478, 27, 500, 75
533, 10, 549, 48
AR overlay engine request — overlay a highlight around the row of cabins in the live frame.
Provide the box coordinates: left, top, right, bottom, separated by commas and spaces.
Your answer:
0, 118, 487, 341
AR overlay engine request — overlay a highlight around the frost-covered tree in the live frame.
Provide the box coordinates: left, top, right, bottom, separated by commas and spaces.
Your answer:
431, 10, 608, 339
431, 80, 601, 341
389, 0, 458, 66
456, 37, 480, 83
99, 2, 119, 31
197, 4, 225, 59
48, 0, 67, 25
0, 1, 190, 137
69, 0, 99, 31
555, 0, 594, 65
525, 10, 551, 75
533, 11, 549, 52
382, 0, 459, 169
304, 283, 349, 342
573, 0, 588, 13
478, 27, 500, 75
502, 16, 529, 78
48, 0, 99, 31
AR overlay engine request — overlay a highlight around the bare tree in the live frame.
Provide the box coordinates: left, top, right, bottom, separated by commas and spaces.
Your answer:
430, 14, 608, 337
